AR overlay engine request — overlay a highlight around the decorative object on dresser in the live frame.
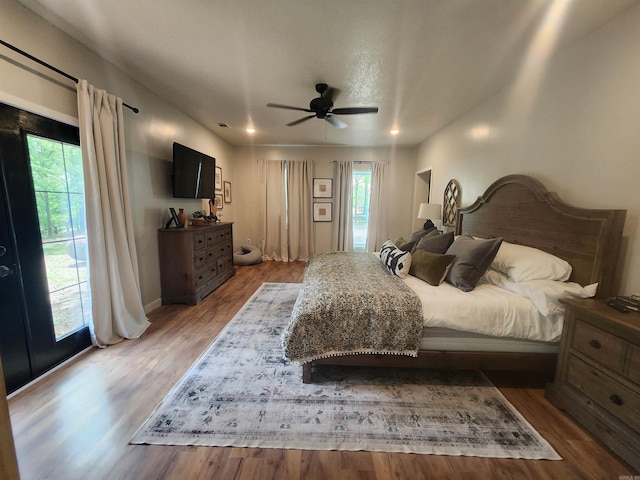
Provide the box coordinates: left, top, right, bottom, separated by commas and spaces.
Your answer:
176, 208, 186, 228
443, 179, 460, 227
158, 223, 234, 305
545, 298, 640, 472
165, 207, 182, 229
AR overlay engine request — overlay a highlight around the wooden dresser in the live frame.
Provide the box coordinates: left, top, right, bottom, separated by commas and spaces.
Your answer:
545, 298, 640, 471
158, 222, 235, 305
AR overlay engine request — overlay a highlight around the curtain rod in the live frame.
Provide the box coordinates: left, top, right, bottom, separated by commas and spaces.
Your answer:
0, 39, 139, 114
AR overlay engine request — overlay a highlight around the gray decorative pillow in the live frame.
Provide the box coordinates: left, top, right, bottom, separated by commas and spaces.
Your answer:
409, 227, 437, 244
445, 234, 503, 292
409, 250, 457, 286
379, 240, 412, 278
415, 231, 454, 254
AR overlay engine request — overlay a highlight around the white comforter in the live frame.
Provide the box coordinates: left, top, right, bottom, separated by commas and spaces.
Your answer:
402, 273, 595, 343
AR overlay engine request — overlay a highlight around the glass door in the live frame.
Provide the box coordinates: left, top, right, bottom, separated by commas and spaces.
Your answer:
27, 135, 91, 340
0, 103, 91, 394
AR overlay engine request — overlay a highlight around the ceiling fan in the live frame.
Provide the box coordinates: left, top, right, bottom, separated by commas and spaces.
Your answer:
266, 83, 378, 128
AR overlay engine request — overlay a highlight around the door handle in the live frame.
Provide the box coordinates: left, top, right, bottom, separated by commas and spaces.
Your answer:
0, 265, 13, 277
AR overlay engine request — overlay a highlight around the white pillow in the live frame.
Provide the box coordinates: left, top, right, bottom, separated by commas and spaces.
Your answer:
482, 269, 596, 316
491, 241, 572, 282
379, 240, 412, 278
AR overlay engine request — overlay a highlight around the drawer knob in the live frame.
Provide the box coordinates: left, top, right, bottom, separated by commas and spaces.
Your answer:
609, 394, 624, 406
589, 339, 601, 349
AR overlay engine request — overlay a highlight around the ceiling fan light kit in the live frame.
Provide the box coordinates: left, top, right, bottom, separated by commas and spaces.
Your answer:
267, 83, 378, 128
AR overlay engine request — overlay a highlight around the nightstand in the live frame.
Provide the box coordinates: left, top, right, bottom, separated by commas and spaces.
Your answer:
545, 298, 640, 471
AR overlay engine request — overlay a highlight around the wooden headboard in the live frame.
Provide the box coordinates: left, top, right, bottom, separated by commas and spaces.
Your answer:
455, 175, 626, 297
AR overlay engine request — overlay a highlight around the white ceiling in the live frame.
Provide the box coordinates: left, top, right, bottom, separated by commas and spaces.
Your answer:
17, 0, 638, 147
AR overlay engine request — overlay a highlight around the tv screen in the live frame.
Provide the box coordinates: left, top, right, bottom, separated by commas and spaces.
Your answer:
172, 142, 216, 199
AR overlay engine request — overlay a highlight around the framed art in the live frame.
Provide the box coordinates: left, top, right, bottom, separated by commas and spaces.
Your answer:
168, 207, 181, 228
215, 194, 223, 210
223, 181, 232, 203
313, 178, 333, 198
313, 202, 332, 222
215, 166, 222, 191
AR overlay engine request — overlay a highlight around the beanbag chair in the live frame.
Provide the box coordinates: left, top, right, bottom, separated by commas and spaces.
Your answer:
233, 244, 262, 265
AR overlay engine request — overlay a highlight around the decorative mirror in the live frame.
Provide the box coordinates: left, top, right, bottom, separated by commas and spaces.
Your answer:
443, 179, 460, 227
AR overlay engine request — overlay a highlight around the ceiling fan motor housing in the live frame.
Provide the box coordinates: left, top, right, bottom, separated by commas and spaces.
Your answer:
310, 97, 332, 118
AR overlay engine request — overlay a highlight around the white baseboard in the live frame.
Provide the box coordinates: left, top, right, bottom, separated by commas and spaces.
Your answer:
144, 298, 163, 314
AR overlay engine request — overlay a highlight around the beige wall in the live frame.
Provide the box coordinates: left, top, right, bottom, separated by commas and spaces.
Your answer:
416, 3, 640, 295
232, 145, 419, 255
0, 0, 234, 311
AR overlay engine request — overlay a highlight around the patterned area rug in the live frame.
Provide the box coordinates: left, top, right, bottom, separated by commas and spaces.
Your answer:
131, 283, 560, 459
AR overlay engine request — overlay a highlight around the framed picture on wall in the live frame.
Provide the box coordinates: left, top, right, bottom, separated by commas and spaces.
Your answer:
313, 178, 332, 198
223, 181, 232, 203
215, 194, 223, 210
215, 166, 222, 191
313, 202, 332, 222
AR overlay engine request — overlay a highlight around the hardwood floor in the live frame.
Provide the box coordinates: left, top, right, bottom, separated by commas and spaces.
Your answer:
7, 261, 635, 479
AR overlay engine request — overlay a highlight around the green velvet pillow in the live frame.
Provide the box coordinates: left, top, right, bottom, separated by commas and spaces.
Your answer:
409, 250, 457, 286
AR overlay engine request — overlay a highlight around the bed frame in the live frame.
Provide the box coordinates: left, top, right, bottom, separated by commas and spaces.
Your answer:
302, 174, 626, 383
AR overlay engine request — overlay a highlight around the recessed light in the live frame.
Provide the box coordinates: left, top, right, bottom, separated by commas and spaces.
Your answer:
246, 127, 256, 134
390, 128, 400, 135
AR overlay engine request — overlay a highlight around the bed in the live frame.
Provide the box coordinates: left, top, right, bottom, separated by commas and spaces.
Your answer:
283, 174, 626, 383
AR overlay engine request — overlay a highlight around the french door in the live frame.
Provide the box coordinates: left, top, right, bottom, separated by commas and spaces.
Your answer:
0, 103, 91, 394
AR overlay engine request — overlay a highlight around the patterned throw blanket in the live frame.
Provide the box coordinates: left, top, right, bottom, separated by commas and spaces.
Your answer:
281, 252, 423, 363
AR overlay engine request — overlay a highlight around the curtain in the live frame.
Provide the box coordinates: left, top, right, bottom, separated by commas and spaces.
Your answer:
365, 161, 389, 252
260, 160, 314, 262
76, 79, 150, 347
286, 160, 314, 261
331, 160, 353, 251
259, 160, 287, 261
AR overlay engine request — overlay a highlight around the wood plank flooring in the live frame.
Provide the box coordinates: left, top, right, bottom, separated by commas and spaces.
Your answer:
7, 261, 636, 479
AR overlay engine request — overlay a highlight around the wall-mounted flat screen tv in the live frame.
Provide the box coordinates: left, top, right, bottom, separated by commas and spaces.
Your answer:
172, 142, 216, 199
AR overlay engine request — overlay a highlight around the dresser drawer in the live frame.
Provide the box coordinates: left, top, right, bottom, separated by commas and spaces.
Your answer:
193, 232, 206, 251
206, 228, 227, 248
572, 321, 625, 373
217, 254, 233, 273
195, 262, 217, 286
567, 355, 640, 432
628, 345, 640, 384
194, 249, 209, 268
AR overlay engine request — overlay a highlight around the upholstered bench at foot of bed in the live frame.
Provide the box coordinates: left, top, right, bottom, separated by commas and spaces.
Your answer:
233, 244, 262, 265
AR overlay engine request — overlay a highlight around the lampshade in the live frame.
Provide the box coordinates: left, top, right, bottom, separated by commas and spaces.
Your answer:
417, 203, 442, 220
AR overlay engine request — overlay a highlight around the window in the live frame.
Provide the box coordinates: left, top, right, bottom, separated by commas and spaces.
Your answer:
352, 165, 371, 252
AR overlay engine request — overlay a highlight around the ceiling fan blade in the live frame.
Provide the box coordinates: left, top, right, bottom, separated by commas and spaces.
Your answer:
325, 115, 348, 129
267, 103, 313, 113
286, 115, 316, 127
331, 107, 379, 115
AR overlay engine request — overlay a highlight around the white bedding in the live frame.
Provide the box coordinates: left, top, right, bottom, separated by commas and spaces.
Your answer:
402, 275, 564, 343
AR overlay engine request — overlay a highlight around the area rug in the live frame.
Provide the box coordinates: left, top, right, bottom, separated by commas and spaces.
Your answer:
131, 282, 561, 460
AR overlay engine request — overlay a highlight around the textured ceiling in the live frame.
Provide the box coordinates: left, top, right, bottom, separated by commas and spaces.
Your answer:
17, 0, 638, 146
